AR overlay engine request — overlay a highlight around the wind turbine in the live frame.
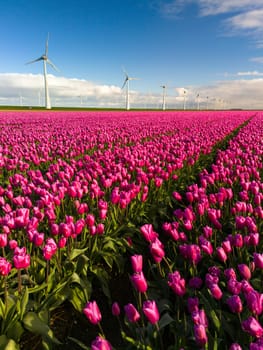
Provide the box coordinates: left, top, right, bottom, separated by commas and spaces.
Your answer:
26, 34, 59, 109
121, 68, 139, 110
160, 85, 166, 110
196, 93, 200, 110
183, 90, 187, 110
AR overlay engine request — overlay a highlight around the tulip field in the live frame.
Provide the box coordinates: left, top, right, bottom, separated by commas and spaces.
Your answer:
0, 110, 262, 350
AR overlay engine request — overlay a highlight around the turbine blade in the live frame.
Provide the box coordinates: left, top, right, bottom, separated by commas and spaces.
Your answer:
45, 33, 49, 56
121, 78, 128, 89
25, 57, 43, 65
47, 58, 59, 72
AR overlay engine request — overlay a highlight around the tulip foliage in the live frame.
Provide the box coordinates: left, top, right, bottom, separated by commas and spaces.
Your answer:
0, 110, 262, 349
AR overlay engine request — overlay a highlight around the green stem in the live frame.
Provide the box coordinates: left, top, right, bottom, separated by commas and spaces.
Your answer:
18, 269, 22, 294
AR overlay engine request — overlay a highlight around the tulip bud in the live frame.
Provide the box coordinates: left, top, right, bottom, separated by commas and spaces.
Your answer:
124, 303, 140, 323
91, 336, 112, 350
131, 255, 143, 273
83, 301, 102, 325
142, 300, 160, 324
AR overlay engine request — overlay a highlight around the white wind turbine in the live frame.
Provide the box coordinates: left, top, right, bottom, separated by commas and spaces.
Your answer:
26, 34, 59, 109
160, 85, 166, 110
121, 68, 139, 110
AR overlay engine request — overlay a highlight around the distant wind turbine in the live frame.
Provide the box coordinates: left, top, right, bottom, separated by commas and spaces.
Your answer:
160, 85, 166, 110
121, 67, 139, 110
26, 33, 59, 109
183, 90, 187, 110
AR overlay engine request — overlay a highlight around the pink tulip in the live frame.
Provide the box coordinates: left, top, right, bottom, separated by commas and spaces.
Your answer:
142, 300, 160, 324
91, 336, 112, 350
83, 301, 102, 325
245, 290, 263, 315
168, 271, 186, 296
140, 224, 158, 242
111, 302, 120, 316
229, 344, 242, 350
124, 303, 140, 323
13, 253, 30, 269
130, 271, 148, 293
242, 316, 263, 338
227, 295, 243, 313
131, 255, 143, 273
254, 253, 263, 269
149, 238, 165, 263
194, 324, 208, 346
238, 264, 251, 280
0, 257, 12, 276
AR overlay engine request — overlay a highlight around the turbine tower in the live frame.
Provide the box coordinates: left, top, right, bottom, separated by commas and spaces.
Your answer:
26, 34, 58, 109
121, 68, 138, 110
161, 85, 166, 110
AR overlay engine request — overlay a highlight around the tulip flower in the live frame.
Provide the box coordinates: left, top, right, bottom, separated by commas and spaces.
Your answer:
131, 254, 143, 273
111, 302, 120, 316
149, 238, 165, 263
229, 344, 242, 350
194, 324, 208, 346
253, 253, 263, 269
130, 271, 148, 293
168, 271, 186, 296
140, 224, 158, 242
187, 297, 199, 313
124, 303, 140, 323
0, 257, 12, 276
83, 301, 102, 325
242, 316, 263, 338
227, 295, 243, 313
91, 336, 112, 350
245, 290, 263, 315
0, 234, 7, 247
191, 309, 208, 328
209, 283, 223, 300
238, 264, 251, 280
142, 300, 160, 324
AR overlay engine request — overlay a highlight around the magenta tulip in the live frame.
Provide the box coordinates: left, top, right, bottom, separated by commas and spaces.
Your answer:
91, 336, 112, 350
142, 300, 160, 324
227, 295, 243, 313
131, 254, 143, 273
0, 257, 12, 276
130, 271, 148, 293
194, 324, 208, 346
124, 303, 140, 323
111, 302, 120, 316
83, 301, 102, 325
242, 316, 263, 338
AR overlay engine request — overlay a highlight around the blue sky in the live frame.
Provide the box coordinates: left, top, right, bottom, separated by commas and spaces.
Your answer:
1, 0, 263, 108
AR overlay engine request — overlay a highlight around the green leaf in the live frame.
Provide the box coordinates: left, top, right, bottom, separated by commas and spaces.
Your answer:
0, 335, 8, 349
67, 337, 89, 350
0, 335, 20, 350
158, 313, 174, 330
22, 312, 61, 345
6, 321, 24, 342
68, 247, 88, 261
18, 287, 29, 320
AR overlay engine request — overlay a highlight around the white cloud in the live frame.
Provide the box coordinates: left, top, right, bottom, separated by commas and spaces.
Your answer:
0, 73, 124, 108
157, 1, 263, 42
250, 57, 263, 64
224, 9, 263, 33
237, 71, 263, 76
1, 72, 263, 110
197, 0, 263, 16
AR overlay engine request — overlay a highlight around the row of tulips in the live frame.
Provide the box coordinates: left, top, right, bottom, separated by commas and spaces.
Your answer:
103, 112, 262, 350
0, 110, 259, 349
